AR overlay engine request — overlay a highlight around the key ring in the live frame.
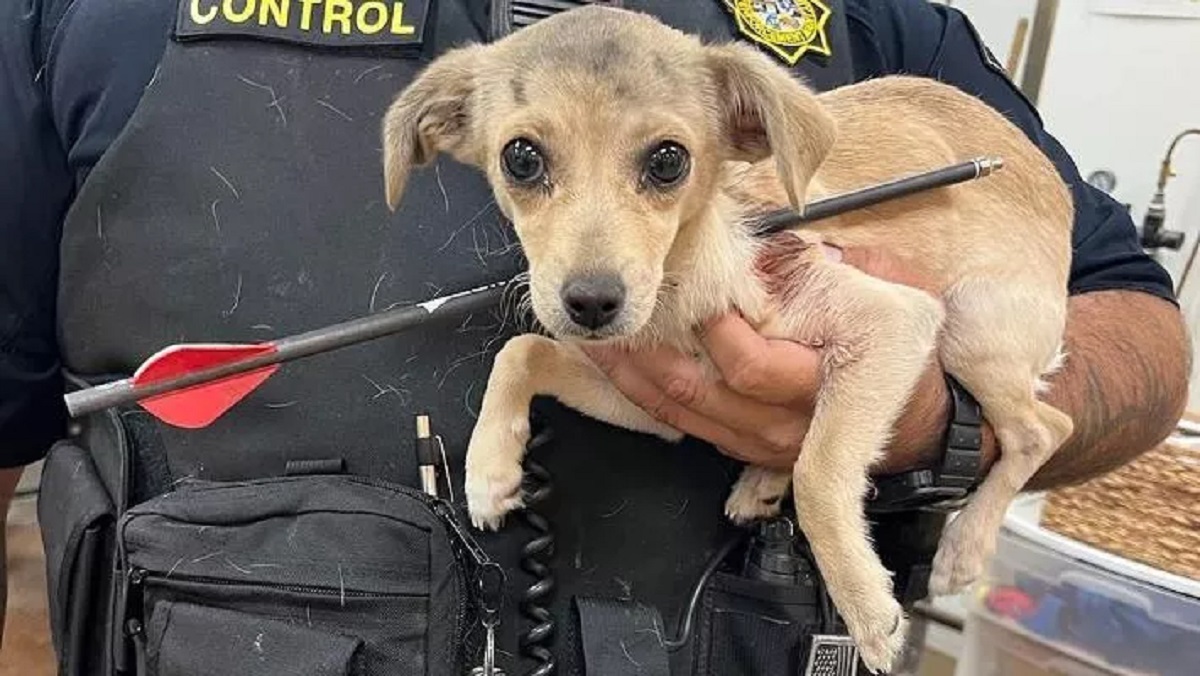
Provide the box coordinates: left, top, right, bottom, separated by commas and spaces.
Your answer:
470, 562, 508, 676
476, 561, 507, 624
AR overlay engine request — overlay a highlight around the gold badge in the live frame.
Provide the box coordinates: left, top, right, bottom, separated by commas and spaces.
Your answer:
726, 0, 833, 66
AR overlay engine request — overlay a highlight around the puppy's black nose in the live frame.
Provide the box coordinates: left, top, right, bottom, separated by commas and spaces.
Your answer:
561, 274, 625, 330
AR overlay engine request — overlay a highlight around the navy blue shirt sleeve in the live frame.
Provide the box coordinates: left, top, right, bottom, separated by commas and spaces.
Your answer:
846, 0, 1177, 304
1, 0, 73, 468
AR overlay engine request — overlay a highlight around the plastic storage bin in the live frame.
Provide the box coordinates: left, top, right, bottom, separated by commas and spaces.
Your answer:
954, 494, 1200, 676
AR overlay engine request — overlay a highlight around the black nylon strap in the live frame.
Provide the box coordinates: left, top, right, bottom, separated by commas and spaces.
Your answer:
866, 374, 984, 514
938, 374, 983, 490
574, 597, 670, 676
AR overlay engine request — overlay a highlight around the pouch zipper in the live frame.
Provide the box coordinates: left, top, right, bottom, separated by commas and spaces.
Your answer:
131, 568, 423, 599
120, 567, 148, 675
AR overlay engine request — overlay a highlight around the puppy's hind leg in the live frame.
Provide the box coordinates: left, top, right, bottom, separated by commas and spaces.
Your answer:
930, 277, 1073, 595
465, 334, 682, 530
788, 272, 945, 674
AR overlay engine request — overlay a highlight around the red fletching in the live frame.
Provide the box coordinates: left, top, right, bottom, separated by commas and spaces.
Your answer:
133, 344, 280, 428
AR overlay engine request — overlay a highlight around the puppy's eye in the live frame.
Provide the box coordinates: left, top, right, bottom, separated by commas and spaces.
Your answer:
644, 141, 690, 188
501, 138, 546, 184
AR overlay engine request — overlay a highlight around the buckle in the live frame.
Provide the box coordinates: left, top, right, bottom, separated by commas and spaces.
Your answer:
868, 470, 968, 514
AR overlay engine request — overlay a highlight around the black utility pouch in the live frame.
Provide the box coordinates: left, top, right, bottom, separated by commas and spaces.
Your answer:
39, 440, 119, 676
692, 571, 828, 676
116, 474, 477, 676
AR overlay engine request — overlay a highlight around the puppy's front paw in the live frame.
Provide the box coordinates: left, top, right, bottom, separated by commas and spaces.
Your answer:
724, 486, 783, 524
929, 514, 993, 596
847, 601, 908, 675
724, 466, 791, 524
465, 417, 531, 531
465, 458, 524, 531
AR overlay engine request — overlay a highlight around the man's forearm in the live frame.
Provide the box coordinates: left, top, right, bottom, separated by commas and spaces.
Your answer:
984, 290, 1191, 490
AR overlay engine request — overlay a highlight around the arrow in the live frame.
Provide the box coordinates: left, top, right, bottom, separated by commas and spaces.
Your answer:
63, 157, 1002, 427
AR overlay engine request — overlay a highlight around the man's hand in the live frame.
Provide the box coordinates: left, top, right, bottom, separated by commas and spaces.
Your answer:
582, 245, 957, 475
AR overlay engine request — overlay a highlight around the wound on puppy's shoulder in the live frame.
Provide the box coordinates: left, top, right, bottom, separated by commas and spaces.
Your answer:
755, 233, 819, 305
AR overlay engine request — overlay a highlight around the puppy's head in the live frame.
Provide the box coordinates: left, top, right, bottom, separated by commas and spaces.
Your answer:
383, 6, 834, 340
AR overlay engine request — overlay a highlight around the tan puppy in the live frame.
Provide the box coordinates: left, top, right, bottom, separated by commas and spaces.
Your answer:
381, 6, 1073, 672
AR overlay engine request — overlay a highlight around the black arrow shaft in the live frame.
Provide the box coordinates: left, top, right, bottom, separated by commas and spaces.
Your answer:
753, 156, 1002, 235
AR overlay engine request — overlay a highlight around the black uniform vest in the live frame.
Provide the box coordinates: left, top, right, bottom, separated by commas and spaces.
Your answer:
47, 2, 938, 674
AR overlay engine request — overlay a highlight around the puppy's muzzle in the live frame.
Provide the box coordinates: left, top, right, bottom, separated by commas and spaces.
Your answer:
560, 273, 625, 331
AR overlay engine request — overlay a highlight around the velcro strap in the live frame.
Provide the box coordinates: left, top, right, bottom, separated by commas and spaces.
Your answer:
512, 0, 621, 29
574, 597, 670, 676
284, 458, 346, 476
486, 0, 624, 38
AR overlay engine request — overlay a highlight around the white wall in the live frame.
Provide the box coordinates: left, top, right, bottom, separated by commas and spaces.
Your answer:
1036, 1, 1200, 282
941, 0, 1040, 85
946, 0, 1200, 409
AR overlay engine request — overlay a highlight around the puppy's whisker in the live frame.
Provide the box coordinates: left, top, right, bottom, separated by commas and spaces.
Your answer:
493, 274, 536, 336
501, 277, 532, 315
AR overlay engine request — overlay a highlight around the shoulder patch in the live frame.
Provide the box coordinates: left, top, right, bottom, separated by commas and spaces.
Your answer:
722, 0, 833, 66
175, 0, 431, 51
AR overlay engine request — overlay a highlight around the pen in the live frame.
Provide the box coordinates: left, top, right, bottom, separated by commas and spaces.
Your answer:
415, 413, 439, 498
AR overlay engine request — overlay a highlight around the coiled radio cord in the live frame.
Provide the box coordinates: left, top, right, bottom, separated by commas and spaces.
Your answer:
519, 426, 557, 676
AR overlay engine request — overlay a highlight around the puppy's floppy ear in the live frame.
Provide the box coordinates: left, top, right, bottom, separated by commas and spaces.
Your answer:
705, 43, 837, 212
382, 44, 485, 211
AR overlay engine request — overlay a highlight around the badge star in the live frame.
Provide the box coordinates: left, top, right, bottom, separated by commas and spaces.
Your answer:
731, 0, 835, 66
803, 0, 834, 58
